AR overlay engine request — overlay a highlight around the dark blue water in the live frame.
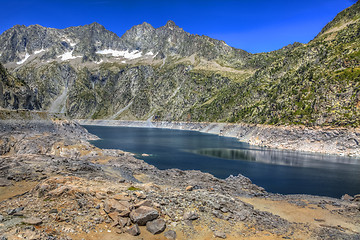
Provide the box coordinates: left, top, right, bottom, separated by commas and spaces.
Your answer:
83, 125, 360, 198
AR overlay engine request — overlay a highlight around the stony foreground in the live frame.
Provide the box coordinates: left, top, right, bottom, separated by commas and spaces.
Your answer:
0, 120, 359, 240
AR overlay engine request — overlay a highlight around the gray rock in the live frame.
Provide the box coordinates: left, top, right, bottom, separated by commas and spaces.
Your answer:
134, 200, 152, 208
49, 209, 58, 214
7, 207, 24, 215
164, 230, 177, 240
220, 207, 229, 213
118, 217, 129, 228
126, 224, 140, 236
0, 178, 11, 187
146, 219, 166, 234
22, 217, 42, 225
340, 194, 351, 201
0, 215, 3, 222
238, 210, 250, 221
212, 210, 222, 219
354, 194, 360, 202
183, 211, 199, 220
214, 231, 227, 239
212, 203, 221, 210
130, 206, 159, 225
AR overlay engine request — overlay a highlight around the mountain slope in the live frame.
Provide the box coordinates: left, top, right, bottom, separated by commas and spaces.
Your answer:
186, 1, 360, 127
0, 63, 39, 110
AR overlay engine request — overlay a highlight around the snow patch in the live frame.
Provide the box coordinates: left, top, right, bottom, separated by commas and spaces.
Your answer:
57, 50, 81, 61
121, 61, 126, 63
95, 59, 103, 64
17, 52, 30, 65
145, 51, 154, 56
34, 49, 45, 54
96, 49, 142, 59
63, 37, 76, 47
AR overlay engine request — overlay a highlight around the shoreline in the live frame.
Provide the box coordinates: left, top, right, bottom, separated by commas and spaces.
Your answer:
76, 119, 360, 157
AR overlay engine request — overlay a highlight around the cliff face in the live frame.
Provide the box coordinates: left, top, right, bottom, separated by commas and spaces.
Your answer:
0, 2, 360, 127
0, 63, 39, 110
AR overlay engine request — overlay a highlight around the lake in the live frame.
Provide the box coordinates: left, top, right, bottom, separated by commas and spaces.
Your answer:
83, 125, 360, 198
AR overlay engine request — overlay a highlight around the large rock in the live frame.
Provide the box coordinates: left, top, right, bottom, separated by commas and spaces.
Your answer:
183, 211, 199, 220
354, 194, 360, 202
22, 217, 42, 225
341, 194, 354, 201
130, 206, 159, 225
134, 200, 152, 208
0, 178, 11, 187
164, 230, 177, 240
104, 199, 129, 213
146, 219, 166, 234
214, 231, 227, 239
126, 224, 140, 236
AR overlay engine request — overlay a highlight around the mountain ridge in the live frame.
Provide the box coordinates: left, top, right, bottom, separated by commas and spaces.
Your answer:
1, 2, 360, 127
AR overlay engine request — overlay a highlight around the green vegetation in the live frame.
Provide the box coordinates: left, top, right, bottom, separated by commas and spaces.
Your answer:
127, 186, 142, 191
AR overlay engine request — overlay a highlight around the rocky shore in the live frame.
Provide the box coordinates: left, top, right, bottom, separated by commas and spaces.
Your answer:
77, 120, 360, 157
0, 119, 359, 239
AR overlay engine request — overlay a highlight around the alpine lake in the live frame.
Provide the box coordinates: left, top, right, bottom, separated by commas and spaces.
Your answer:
83, 125, 360, 198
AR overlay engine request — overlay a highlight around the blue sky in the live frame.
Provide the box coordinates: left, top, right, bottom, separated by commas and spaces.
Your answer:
0, 0, 356, 53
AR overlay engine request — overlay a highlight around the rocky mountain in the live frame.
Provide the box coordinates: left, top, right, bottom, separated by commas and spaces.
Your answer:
0, 1, 360, 126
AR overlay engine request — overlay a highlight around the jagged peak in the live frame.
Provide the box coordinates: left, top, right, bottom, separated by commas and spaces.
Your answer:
164, 20, 178, 29
88, 22, 105, 29
140, 22, 154, 28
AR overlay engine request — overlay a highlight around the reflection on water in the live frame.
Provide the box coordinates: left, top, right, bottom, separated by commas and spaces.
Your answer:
83, 125, 360, 198
191, 148, 257, 162
190, 148, 360, 168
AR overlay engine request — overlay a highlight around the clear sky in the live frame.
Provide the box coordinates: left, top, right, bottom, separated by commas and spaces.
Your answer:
0, 0, 356, 53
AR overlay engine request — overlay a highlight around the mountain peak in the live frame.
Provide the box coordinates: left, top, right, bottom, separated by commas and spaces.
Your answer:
88, 22, 105, 29
165, 20, 177, 28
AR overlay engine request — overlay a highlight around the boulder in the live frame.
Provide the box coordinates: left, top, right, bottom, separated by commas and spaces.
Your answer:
108, 212, 119, 221
134, 191, 147, 199
183, 211, 199, 220
185, 186, 193, 191
214, 231, 227, 239
341, 194, 354, 201
119, 209, 131, 217
126, 224, 140, 236
134, 200, 152, 208
0, 178, 11, 187
146, 219, 166, 234
354, 194, 360, 202
104, 199, 129, 213
113, 194, 131, 202
118, 217, 129, 228
164, 230, 177, 240
130, 206, 159, 225
22, 217, 42, 225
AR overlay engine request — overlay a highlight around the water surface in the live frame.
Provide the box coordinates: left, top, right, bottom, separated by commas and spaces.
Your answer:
84, 125, 360, 198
